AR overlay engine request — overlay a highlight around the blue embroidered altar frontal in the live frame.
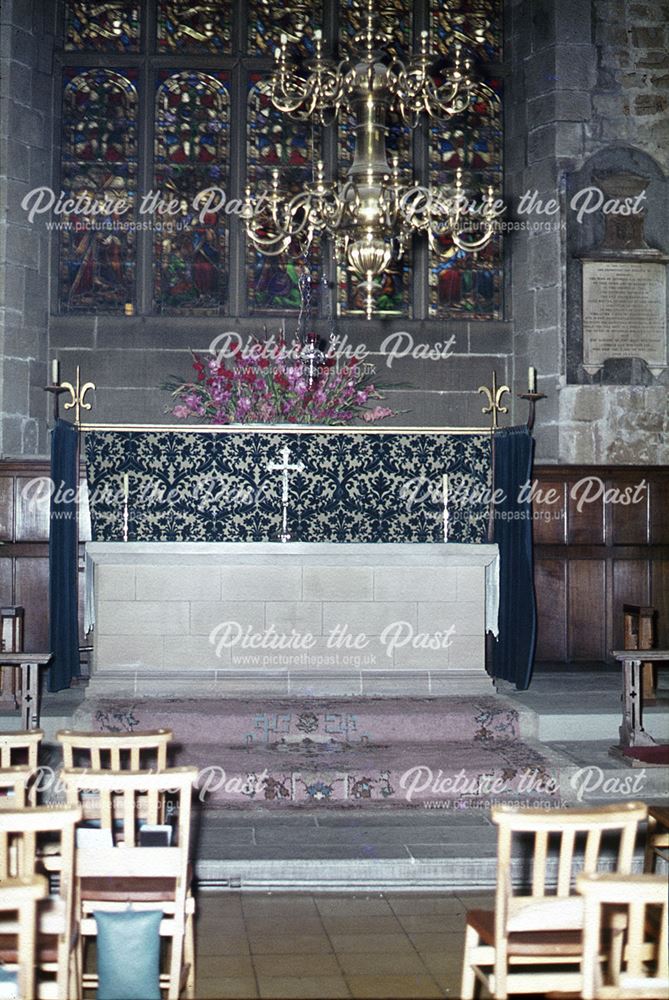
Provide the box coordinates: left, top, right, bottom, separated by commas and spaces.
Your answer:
85, 430, 491, 543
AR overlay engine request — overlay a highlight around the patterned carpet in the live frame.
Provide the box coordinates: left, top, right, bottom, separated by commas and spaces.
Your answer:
73, 696, 559, 808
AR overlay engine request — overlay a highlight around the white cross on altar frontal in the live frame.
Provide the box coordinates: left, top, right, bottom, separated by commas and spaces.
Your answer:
267, 444, 305, 543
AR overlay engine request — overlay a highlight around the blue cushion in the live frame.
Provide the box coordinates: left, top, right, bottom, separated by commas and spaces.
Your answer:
94, 909, 162, 1000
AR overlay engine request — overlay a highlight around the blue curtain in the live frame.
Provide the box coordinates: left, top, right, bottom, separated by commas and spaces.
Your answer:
49, 419, 80, 692
493, 426, 536, 690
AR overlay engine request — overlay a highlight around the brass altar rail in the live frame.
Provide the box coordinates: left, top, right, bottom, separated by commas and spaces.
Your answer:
75, 422, 490, 436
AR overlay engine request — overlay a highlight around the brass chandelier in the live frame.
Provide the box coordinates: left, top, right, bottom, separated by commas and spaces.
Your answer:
243, 1, 500, 318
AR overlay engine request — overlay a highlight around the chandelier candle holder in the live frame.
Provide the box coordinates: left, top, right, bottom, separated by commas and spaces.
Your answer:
243, 1, 500, 318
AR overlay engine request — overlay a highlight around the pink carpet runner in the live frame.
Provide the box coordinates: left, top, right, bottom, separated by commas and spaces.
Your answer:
74, 697, 559, 808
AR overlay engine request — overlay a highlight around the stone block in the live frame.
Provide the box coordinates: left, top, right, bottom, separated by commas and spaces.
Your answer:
135, 564, 220, 601
529, 234, 562, 289
265, 602, 323, 636
190, 601, 266, 636
163, 635, 228, 670
456, 567, 484, 603
1, 358, 29, 416
4, 140, 30, 181
48, 317, 97, 349
417, 601, 482, 636
373, 567, 458, 602
96, 565, 135, 602
535, 285, 560, 330
361, 673, 431, 697
94, 634, 164, 670
391, 642, 450, 669
220, 566, 301, 601
322, 601, 417, 637
3, 263, 25, 311
302, 566, 373, 602
448, 634, 485, 669
96, 600, 190, 636
5, 225, 39, 268
0, 417, 23, 457
289, 674, 364, 698
20, 418, 38, 456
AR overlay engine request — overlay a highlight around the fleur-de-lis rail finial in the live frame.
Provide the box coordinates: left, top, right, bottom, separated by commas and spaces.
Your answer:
62, 366, 96, 426
478, 371, 510, 432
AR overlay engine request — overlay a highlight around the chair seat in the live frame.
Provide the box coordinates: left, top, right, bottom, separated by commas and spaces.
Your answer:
467, 909, 583, 957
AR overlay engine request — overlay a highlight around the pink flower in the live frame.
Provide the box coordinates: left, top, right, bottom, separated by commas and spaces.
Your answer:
362, 405, 394, 423
172, 404, 191, 419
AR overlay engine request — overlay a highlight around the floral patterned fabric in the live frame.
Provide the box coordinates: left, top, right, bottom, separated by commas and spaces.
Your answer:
85, 430, 491, 543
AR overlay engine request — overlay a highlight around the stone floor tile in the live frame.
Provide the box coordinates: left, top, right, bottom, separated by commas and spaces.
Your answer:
257, 975, 351, 998
242, 895, 320, 914
195, 975, 258, 998
249, 933, 334, 955
408, 932, 466, 955
197, 932, 251, 956
386, 895, 465, 915
395, 913, 467, 934
315, 896, 393, 916
335, 950, 429, 976
455, 891, 494, 908
319, 914, 403, 935
345, 973, 443, 998
252, 953, 342, 977
244, 917, 327, 937
196, 953, 255, 977
327, 932, 415, 954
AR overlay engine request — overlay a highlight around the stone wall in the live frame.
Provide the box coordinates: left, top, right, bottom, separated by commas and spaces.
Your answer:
0, 0, 55, 456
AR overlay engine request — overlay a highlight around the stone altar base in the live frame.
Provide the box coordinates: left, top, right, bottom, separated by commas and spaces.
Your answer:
72, 695, 559, 809
86, 542, 499, 699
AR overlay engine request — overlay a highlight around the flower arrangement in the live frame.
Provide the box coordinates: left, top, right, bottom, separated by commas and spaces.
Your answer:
163, 338, 395, 425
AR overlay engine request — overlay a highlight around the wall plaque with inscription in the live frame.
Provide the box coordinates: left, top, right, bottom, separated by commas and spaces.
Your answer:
582, 259, 667, 375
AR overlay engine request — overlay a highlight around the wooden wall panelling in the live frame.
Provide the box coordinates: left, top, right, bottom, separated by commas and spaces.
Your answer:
650, 477, 669, 544
0, 477, 14, 541
568, 558, 607, 660
651, 561, 669, 648
532, 480, 567, 544
608, 474, 650, 545
14, 557, 50, 650
568, 477, 605, 544
611, 559, 651, 651
534, 558, 567, 660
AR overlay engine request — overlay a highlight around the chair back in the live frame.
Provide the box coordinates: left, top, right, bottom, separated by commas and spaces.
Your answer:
578, 872, 669, 999
0, 767, 34, 808
0, 876, 48, 1000
57, 728, 172, 770
491, 802, 647, 936
0, 730, 43, 769
61, 767, 196, 884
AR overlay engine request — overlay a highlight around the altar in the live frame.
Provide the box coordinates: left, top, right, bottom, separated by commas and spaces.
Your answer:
85, 541, 499, 698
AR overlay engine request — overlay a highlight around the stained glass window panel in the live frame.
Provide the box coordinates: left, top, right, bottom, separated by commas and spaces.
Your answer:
154, 71, 230, 314
246, 76, 320, 315
157, 1, 232, 53
430, 0, 503, 64
428, 0, 503, 319
339, 0, 412, 61
249, 1, 322, 59
59, 68, 138, 313
64, 2, 140, 52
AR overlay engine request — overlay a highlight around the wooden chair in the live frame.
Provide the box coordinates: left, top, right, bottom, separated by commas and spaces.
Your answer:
460, 801, 648, 999
0, 805, 81, 999
0, 767, 34, 808
61, 767, 198, 1000
643, 806, 669, 873
0, 875, 48, 1000
578, 872, 668, 999
57, 728, 173, 770
0, 730, 43, 769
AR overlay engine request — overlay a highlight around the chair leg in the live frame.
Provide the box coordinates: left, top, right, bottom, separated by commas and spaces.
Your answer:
184, 912, 196, 999
460, 923, 480, 999
168, 929, 185, 1000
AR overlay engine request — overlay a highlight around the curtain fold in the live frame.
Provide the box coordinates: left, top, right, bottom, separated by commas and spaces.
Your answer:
48, 419, 80, 691
492, 426, 537, 690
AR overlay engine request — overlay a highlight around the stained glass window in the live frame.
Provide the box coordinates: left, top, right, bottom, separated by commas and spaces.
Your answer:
249, 1, 322, 59
60, 68, 138, 313
157, 1, 232, 53
64, 2, 140, 51
246, 76, 320, 315
154, 71, 230, 314
58, 1, 504, 321
428, 0, 503, 319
